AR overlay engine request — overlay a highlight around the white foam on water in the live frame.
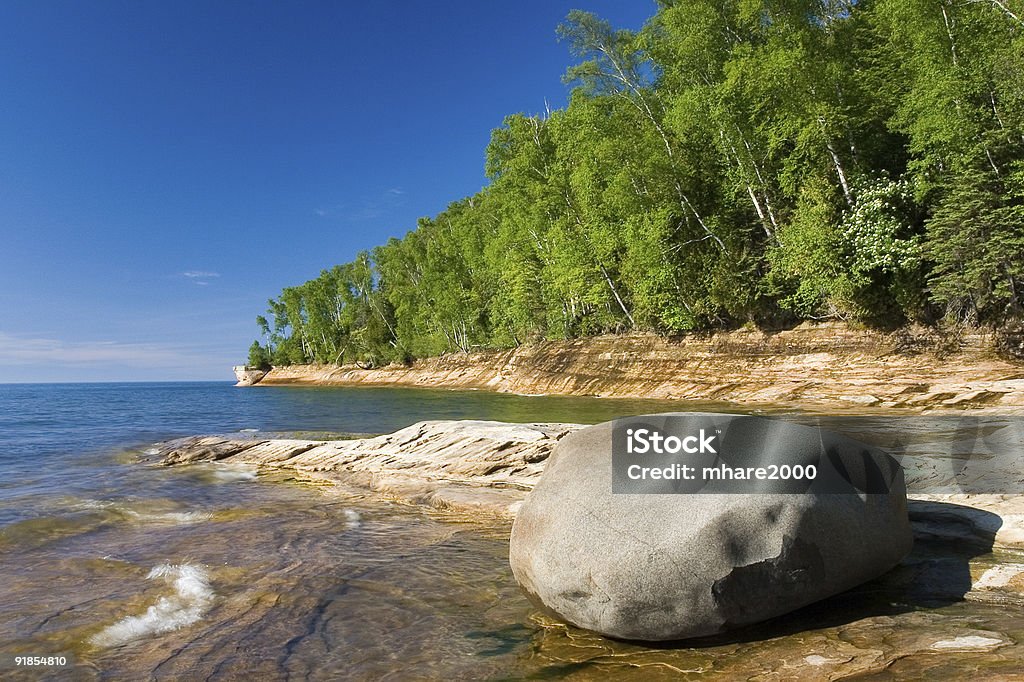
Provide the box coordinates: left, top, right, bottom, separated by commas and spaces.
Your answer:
344, 509, 362, 528
123, 509, 212, 524
208, 464, 258, 482
238, 428, 259, 433
974, 563, 1024, 589
89, 564, 214, 648
73, 499, 116, 511
73, 500, 211, 525
143, 447, 160, 456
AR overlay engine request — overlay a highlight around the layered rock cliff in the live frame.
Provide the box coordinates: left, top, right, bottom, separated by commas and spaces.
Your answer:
249, 324, 1024, 410
232, 366, 267, 386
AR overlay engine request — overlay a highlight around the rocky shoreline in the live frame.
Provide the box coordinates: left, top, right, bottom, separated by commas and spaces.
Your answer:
153, 419, 1024, 551
151, 418, 1024, 673
155, 421, 579, 517
240, 324, 1024, 412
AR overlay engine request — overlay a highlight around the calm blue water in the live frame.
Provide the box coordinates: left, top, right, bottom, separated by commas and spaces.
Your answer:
0, 380, 717, 454
0, 381, 699, 509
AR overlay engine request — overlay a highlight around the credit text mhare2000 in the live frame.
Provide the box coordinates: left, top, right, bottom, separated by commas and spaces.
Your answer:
610, 415, 903, 495
622, 427, 817, 482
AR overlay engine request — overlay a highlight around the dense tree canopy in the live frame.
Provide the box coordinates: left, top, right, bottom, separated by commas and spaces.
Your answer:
250, 0, 1024, 367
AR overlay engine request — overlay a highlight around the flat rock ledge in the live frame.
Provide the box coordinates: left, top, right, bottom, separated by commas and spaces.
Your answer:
153, 419, 1024, 552
156, 420, 583, 516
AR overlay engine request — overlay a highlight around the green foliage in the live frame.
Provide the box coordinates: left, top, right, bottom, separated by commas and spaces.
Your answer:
250, 1, 1024, 366
247, 341, 272, 371
770, 175, 926, 323
768, 178, 844, 318
841, 178, 921, 275
927, 157, 1024, 324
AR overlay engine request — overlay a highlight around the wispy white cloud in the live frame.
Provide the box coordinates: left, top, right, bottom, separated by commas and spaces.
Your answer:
181, 271, 220, 286
0, 331, 192, 367
387, 188, 405, 195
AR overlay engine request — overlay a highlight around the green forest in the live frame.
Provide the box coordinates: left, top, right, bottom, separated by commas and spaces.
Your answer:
248, 0, 1024, 370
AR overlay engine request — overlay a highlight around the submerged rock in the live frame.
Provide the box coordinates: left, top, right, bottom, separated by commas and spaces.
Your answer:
509, 414, 914, 641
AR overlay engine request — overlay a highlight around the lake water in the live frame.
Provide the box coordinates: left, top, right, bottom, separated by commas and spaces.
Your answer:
1, 382, 1023, 680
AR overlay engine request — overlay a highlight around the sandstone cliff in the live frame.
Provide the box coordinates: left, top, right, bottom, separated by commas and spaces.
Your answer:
232, 366, 267, 386
250, 324, 1024, 410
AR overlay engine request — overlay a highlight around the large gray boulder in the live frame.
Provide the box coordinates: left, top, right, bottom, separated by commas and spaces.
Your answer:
509, 413, 913, 641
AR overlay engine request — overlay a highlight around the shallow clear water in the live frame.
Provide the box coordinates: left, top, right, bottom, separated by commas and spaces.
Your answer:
1, 382, 1022, 680
0, 382, 713, 678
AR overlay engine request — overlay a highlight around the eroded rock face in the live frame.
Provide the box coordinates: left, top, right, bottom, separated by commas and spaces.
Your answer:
251, 325, 1024, 410
232, 366, 268, 386
509, 416, 914, 641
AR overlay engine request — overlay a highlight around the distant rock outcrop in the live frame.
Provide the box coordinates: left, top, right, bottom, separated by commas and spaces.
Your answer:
232, 365, 268, 386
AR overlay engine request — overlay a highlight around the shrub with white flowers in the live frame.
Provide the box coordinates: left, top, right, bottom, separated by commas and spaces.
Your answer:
840, 177, 922, 276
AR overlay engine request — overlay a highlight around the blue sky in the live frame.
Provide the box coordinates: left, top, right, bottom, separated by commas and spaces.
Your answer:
0, 1, 656, 382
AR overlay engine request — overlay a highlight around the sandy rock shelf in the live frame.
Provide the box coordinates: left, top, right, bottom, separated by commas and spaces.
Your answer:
153, 419, 1024, 553
156, 420, 583, 517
